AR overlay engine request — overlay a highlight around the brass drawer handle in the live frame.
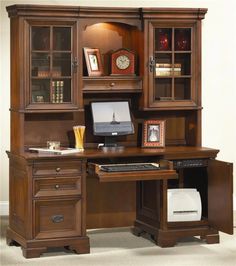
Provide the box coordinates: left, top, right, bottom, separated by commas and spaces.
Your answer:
110, 82, 115, 87
55, 184, 60, 189
51, 215, 64, 223
55, 167, 61, 172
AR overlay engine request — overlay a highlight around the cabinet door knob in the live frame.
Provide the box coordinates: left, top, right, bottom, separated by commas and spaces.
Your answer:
55, 184, 60, 189
55, 167, 61, 172
149, 56, 155, 72
72, 57, 78, 73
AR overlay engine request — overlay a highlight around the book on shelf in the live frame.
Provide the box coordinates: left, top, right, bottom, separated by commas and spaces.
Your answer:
156, 63, 181, 68
155, 63, 181, 76
29, 147, 82, 155
52, 80, 64, 103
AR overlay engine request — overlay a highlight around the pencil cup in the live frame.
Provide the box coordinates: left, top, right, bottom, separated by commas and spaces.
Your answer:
73, 125, 85, 151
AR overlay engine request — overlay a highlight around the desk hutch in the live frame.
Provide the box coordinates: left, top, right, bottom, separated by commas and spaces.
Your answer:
6, 5, 233, 258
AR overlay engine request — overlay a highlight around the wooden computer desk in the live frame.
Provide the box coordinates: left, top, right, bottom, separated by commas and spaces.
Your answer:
6, 146, 233, 258
5, 5, 233, 258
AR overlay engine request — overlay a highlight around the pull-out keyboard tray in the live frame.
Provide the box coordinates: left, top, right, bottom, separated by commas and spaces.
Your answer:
88, 160, 178, 182
100, 163, 160, 172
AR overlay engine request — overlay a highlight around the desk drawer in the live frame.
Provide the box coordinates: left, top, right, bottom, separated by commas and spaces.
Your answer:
88, 160, 177, 182
33, 177, 81, 198
34, 198, 81, 239
83, 77, 142, 92
33, 160, 82, 177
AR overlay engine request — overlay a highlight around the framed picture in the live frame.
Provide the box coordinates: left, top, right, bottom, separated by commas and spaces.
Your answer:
83, 47, 103, 76
142, 120, 165, 148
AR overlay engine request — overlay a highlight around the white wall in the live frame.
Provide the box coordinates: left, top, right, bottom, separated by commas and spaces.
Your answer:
1, 0, 236, 209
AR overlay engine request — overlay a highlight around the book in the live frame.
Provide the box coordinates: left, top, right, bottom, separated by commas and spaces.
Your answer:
156, 67, 181, 76
156, 63, 181, 68
28, 147, 82, 155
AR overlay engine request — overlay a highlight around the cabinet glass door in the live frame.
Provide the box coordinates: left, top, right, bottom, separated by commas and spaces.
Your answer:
150, 25, 195, 108
30, 26, 73, 105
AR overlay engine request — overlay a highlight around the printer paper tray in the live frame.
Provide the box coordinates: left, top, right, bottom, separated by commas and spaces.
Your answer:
87, 160, 178, 182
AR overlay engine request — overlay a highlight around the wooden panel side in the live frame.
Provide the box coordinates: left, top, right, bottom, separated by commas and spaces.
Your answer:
86, 178, 136, 229
8, 155, 33, 239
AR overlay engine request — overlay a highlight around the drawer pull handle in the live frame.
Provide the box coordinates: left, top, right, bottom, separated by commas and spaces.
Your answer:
51, 215, 64, 223
55, 184, 60, 189
55, 167, 61, 172
110, 82, 115, 87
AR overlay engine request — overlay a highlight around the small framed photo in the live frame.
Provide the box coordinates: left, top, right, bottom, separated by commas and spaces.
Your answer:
83, 47, 103, 76
142, 120, 165, 148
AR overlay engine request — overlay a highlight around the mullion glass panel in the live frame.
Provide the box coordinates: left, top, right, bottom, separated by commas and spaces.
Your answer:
32, 27, 50, 51
174, 28, 191, 51
52, 53, 72, 77
155, 78, 172, 100
155, 28, 172, 51
32, 53, 50, 77
53, 27, 71, 51
32, 79, 50, 103
174, 78, 191, 100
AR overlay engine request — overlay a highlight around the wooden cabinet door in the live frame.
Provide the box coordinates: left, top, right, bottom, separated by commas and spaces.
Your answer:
24, 19, 81, 111
146, 20, 199, 110
208, 159, 233, 234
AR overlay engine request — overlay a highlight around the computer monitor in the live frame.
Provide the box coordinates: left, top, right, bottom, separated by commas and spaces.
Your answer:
91, 101, 134, 148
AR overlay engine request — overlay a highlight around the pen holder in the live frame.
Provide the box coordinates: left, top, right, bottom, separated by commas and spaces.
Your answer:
73, 125, 85, 151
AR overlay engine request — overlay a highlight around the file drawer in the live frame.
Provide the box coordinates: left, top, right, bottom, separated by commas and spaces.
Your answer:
34, 198, 82, 239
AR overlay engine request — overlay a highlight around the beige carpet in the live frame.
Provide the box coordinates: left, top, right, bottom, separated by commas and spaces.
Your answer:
0, 216, 235, 266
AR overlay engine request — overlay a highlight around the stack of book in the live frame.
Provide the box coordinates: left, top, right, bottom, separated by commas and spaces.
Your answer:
52, 81, 64, 103
156, 63, 181, 76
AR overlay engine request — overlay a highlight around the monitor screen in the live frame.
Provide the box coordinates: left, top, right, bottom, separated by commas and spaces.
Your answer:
91, 101, 134, 136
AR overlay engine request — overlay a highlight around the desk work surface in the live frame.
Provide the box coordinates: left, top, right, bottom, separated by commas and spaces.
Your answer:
20, 146, 219, 160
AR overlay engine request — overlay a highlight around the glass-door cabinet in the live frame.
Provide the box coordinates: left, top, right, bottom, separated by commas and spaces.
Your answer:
25, 21, 80, 110
147, 22, 199, 109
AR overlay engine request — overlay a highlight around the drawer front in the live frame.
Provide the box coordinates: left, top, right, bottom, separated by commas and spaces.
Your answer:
33, 177, 81, 198
33, 160, 82, 177
34, 198, 81, 239
83, 77, 142, 92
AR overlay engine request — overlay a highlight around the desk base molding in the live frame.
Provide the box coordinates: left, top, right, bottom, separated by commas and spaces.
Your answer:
6, 228, 90, 258
133, 220, 220, 247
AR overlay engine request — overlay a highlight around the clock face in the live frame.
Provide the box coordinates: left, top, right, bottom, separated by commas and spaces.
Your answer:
115, 55, 130, 70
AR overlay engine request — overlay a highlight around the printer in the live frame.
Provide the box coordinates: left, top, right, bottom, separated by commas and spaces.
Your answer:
167, 188, 202, 222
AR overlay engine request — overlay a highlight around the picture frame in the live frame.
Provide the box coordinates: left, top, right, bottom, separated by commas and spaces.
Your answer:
142, 120, 165, 148
83, 47, 103, 76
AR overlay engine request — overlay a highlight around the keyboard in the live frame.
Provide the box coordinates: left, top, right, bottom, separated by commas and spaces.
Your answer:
100, 163, 160, 172
95, 125, 133, 133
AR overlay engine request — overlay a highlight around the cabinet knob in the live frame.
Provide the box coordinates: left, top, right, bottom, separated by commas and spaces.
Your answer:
110, 82, 115, 87
72, 57, 78, 73
149, 56, 155, 72
55, 167, 61, 172
55, 184, 60, 189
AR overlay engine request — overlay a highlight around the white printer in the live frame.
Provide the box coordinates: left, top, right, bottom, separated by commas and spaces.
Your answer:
167, 188, 202, 222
